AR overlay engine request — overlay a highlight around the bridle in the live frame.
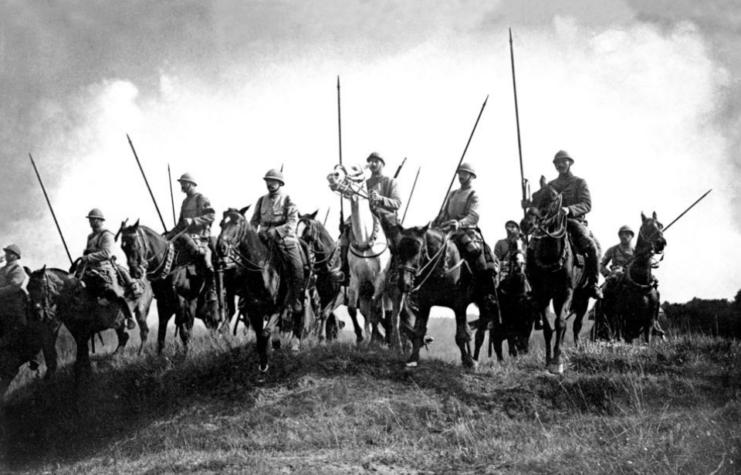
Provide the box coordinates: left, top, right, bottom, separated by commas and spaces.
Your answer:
298, 217, 340, 269
218, 211, 273, 272
124, 227, 175, 281
398, 231, 459, 294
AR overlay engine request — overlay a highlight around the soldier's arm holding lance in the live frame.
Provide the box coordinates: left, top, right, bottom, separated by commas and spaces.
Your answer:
0, 265, 25, 298
82, 232, 114, 264
458, 192, 480, 229
372, 178, 402, 212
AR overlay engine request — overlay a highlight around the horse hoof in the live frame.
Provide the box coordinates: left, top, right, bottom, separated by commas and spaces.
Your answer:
405, 361, 418, 368
272, 340, 282, 350
259, 363, 269, 373
547, 363, 564, 375
290, 337, 300, 353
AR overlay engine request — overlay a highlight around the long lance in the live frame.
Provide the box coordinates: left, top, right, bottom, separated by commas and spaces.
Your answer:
509, 28, 528, 220
437, 95, 489, 219
337, 76, 344, 235
168, 164, 177, 227
127, 134, 167, 232
28, 153, 73, 265
664, 189, 712, 232
394, 157, 407, 179
323, 207, 331, 227
402, 166, 421, 224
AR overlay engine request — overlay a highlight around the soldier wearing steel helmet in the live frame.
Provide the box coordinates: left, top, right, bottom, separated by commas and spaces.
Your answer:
250, 168, 305, 315
601, 225, 635, 280
434, 163, 498, 307
79, 209, 136, 330
494, 220, 526, 280
169, 172, 217, 302
332, 152, 402, 284
523, 150, 603, 299
0, 244, 28, 333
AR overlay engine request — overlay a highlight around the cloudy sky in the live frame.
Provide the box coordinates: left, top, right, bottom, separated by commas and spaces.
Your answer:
1, 0, 739, 304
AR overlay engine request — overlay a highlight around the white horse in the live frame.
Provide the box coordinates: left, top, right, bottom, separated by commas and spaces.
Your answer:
327, 164, 392, 344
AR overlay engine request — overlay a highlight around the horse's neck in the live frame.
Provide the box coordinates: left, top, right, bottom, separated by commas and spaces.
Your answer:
350, 194, 383, 246
630, 244, 653, 283
144, 229, 170, 267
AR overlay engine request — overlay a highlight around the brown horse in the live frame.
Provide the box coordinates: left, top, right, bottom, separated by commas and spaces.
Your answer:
25, 266, 152, 381
120, 222, 221, 353
520, 185, 592, 375
0, 267, 61, 402
298, 211, 345, 341
471, 237, 537, 361
217, 207, 310, 372
593, 212, 666, 343
396, 224, 487, 368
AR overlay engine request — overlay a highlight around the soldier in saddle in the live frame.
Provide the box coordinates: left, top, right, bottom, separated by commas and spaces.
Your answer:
600, 225, 635, 284
79, 209, 137, 330
332, 152, 402, 284
0, 245, 29, 342
168, 173, 217, 303
433, 163, 498, 309
494, 220, 526, 281
522, 150, 603, 299
250, 169, 305, 315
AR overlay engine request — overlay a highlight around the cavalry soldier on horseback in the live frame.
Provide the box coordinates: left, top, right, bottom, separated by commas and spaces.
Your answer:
0, 245, 28, 342
79, 209, 137, 330
494, 220, 526, 281
250, 168, 305, 315
601, 225, 634, 283
332, 152, 402, 284
523, 150, 603, 299
433, 163, 498, 306
168, 173, 217, 303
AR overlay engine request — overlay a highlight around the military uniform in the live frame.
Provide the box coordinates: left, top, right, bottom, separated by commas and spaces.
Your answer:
80, 210, 136, 328
494, 236, 525, 279
0, 249, 28, 336
251, 170, 305, 313
543, 151, 602, 297
172, 174, 217, 301
600, 243, 634, 279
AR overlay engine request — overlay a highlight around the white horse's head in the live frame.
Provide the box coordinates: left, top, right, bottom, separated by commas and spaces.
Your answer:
327, 164, 368, 199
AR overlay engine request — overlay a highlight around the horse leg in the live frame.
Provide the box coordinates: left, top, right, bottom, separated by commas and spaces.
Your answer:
549, 293, 572, 375
406, 304, 430, 367
136, 299, 150, 355
250, 312, 270, 373
472, 316, 486, 362
156, 299, 172, 354
41, 325, 60, 381
74, 331, 93, 383
114, 327, 130, 354
455, 306, 474, 369
571, 294, 589, 348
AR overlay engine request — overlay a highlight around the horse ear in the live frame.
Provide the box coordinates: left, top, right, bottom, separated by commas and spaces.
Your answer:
641, 212, 647, 223
309, 209, 318, 220
539, 175, 547, 189
133, 219, 140, 229
239, 205, 251, 216
41, 265, 46, 273
419, 222, 431, 235
652, 211, 658, 220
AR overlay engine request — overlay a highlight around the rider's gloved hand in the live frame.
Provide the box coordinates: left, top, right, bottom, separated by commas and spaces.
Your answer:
561, 207, 570, 216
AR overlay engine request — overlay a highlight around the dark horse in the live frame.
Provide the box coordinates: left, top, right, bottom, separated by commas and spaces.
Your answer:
0, 267, 61, 402
471, 238, 537, 361
298, 211, 345, 341
397, 224, 489, 368
120, 222, 221, 353
217, 207, 309, 372
25, 266, 152, 380
594, 212, 666, 343
520, 185, 593, 375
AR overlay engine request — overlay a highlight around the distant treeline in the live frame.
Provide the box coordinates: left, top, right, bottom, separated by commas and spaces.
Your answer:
662, 293, 741, 339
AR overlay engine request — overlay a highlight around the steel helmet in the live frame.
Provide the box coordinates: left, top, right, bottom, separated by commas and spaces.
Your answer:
505, 220, 520, 230
366, 152, 385, 166
85, 208, 105, 221
3, 244, 21, 259
457, 162, 477, 178
618, 225, 634, 236
263, 169, 285, 185
553, 150, 574, 164
177, 173, 197, 186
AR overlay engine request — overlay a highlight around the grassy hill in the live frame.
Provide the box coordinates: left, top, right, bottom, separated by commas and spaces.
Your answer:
1, 317, 740, 474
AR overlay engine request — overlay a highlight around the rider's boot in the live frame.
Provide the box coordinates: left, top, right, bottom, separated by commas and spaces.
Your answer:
104, 289, 137, 330
584, 242, 604, 300
118, 264, 143, 299
199, 245, 218, 304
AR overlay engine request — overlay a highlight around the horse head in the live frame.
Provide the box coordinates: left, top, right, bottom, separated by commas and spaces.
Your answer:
521, 184, 563, 236
26, 266, 61, 322
396, 223, 433, 293
119, 219, 149, 279
298, 210, 320, 245
638, 211, 666, 255
327, 163, 368, 200
217, 207, 251, 260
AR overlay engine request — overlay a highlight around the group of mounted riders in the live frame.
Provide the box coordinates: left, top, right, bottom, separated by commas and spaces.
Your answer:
0, 147, 665, 386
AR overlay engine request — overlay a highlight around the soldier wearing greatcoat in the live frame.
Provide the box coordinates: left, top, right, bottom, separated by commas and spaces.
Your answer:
169, 173, 217, 302
250, 169, 305, 315
79, 209, 136, 329
332, 152, 402, 284
0, 244, 28, 339
601, 225, 635, 282
524, 150, 603, 299
433, 163, 498, 307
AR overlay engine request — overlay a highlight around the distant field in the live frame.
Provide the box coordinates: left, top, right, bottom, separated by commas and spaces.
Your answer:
2, 310, 738, 474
